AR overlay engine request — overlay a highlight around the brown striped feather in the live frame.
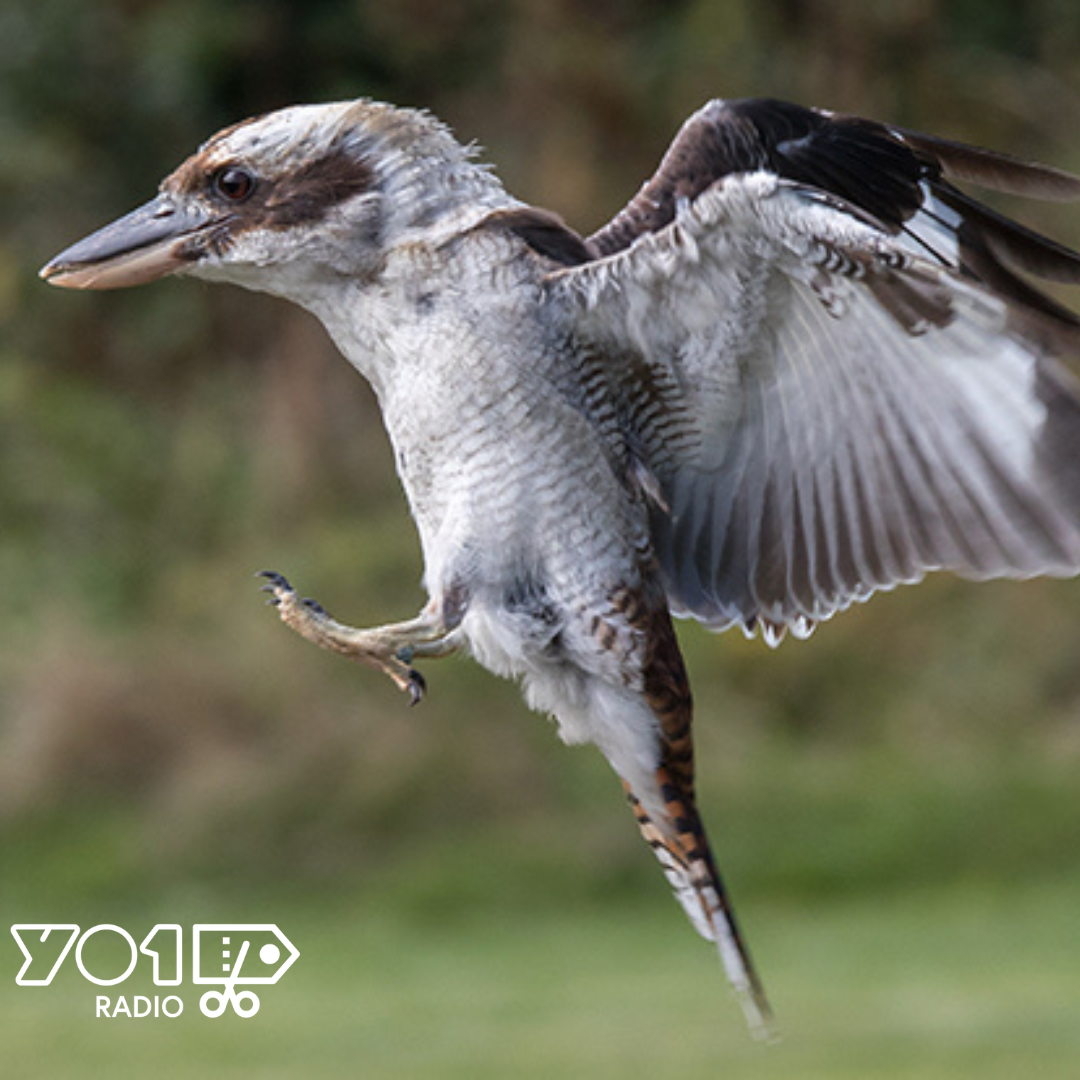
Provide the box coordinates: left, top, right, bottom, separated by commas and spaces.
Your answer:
610, 575, 773, 1034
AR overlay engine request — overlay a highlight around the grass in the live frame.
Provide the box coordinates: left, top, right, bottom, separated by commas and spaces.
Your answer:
4, 873, 1080, 1079
3, 738, 1080, 1080
3, 577, 1080, 1078
3, 581, 1080, 1080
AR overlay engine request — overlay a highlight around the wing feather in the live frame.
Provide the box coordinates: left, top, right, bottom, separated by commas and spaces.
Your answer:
550, 136, 1080, 637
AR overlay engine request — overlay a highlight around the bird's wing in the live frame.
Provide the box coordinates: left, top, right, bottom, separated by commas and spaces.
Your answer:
547, 98, 1080, 641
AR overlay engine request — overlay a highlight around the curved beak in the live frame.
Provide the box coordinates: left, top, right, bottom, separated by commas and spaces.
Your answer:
40, 195, 218, 290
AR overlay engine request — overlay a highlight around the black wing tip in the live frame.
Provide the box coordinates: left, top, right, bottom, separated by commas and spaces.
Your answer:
589, 96, 1080, 255
894, 126, 1080, 202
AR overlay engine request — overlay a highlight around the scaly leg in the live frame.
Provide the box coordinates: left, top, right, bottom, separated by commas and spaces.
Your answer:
257, 571, 463, 703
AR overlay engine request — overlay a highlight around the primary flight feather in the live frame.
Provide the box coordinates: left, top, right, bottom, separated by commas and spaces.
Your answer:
42, 96, 1080, 1035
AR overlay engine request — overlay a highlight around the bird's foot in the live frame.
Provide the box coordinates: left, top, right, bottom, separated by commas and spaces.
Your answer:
257, 571, 462, 704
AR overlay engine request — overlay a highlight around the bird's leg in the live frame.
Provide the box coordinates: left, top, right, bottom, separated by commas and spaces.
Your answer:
257, 571, 463, 704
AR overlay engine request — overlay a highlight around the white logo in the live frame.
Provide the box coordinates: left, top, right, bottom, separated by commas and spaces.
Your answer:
10, 922, 298, 1018
192, 925, 299, 1017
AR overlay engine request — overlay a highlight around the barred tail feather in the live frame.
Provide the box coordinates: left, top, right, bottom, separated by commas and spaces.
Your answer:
625, 782, 775, 1040
608, 577, 774, 1035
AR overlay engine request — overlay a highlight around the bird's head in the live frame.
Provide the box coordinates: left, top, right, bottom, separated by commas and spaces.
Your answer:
41, 100, 509, 301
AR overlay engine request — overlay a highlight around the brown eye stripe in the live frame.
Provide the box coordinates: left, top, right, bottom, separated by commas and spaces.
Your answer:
165, 146, 373, 230
259, 149, 373, 228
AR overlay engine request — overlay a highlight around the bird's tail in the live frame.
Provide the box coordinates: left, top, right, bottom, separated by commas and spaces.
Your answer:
624, 770, 775, 1040
604, 576, 773, 1035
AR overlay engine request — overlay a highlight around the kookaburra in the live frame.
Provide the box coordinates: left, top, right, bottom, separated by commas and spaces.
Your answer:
42, 96, 1080, 1036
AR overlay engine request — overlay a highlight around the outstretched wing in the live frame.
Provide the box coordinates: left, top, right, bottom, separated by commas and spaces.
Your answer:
548, 98, 1080, 641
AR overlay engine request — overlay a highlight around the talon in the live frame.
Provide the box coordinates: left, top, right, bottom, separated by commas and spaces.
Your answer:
256, 569, 294, 593
407, 669, 426, 705
251, 570, 456, 701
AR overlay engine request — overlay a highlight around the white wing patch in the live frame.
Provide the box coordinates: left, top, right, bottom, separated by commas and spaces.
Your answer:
549, 174, 1080, 639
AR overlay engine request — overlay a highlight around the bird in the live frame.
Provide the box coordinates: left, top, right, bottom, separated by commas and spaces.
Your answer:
41, 95, 1080, 1036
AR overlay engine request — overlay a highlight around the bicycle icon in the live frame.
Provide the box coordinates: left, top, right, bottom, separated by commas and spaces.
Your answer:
193, 924, 299, 1019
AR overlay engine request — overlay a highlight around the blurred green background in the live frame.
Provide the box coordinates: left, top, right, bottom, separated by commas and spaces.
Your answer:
4, 1, 1080, 1076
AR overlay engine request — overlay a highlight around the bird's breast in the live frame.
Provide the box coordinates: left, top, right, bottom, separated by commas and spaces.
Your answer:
312, 244, 656, 636
379, 339, 648, 614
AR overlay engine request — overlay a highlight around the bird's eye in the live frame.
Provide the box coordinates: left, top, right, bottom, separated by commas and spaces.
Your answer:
212, 166, 256, 203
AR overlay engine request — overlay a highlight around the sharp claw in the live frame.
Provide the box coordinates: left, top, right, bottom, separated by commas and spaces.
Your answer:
407, 669, 426, 706
256, 568, 434, 704
256, 569, 294, 592
258, 571, 296, 611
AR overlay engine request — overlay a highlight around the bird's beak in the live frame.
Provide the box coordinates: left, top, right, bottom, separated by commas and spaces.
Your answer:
40, 194, 219, 290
